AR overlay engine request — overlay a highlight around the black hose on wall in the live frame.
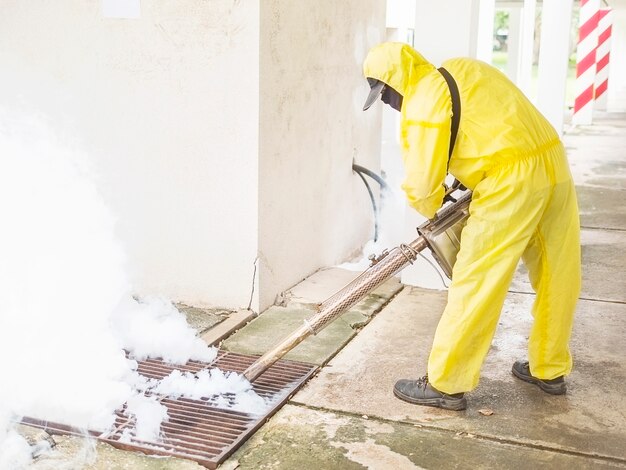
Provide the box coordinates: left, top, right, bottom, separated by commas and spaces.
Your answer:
352, 163, 389, 192
352, 163, 387, 243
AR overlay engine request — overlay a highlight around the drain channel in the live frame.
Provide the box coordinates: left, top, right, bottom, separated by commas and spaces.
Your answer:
21, 351, 317, 468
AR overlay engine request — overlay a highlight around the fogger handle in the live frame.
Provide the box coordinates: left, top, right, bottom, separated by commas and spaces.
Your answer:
243, 237, 428, 382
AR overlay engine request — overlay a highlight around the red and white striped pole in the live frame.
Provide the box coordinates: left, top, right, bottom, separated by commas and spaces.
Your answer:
572, 0, 600, 125
594, 7, 613, 110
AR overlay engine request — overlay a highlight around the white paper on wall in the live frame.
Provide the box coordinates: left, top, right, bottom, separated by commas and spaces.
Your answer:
102, 0, 141, 19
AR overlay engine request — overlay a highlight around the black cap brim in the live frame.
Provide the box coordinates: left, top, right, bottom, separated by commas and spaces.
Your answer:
363, 79, 386, 111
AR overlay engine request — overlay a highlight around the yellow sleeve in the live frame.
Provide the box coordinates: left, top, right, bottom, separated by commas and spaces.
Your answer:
400, 75, 452, 219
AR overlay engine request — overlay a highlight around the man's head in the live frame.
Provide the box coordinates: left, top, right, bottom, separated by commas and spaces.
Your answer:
362, 42, 435, 112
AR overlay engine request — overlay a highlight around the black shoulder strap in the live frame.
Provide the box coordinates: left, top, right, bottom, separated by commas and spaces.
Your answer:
437, 67, 461, 166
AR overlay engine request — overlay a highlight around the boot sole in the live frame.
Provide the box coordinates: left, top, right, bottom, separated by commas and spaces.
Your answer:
393, 387, 467, 411
511, 366, 566, 395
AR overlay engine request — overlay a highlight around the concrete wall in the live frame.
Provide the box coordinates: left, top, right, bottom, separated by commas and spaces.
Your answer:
0, 0, 387, 312
258, 0, 386, 310
387, 0, 416, 29
0, 1, 260, 308
413, 0, 480, 65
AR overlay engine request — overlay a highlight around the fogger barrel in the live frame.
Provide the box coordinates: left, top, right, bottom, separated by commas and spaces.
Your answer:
243, 192, 472, 382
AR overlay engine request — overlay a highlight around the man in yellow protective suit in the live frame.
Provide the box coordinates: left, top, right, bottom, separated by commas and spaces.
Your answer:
362, 42, 581, 411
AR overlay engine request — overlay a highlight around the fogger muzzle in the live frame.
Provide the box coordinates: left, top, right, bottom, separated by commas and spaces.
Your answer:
418, 204, 470, 279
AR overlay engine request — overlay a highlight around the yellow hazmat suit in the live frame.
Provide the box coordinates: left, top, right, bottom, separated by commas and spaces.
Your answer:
363, 42, 581, 394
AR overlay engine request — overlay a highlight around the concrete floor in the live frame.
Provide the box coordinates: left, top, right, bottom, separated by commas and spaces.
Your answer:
223, 114, 626, 469
22, 114, 626, 469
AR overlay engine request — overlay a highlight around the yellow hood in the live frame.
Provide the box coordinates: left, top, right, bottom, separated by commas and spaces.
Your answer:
362, 42, 435, 96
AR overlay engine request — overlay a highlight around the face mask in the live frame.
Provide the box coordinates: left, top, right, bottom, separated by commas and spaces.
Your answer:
381, 86, 403, 112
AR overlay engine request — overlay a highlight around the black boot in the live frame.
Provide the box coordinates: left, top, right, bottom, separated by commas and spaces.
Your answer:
512, 360, 566, 395
393, 375, 467, 411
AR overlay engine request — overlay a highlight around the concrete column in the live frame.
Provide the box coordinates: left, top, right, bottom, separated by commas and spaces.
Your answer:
594, 8, 613, 111
506, 6, 523, 83
607, 6, 626, 112
258, 0, 387, 311
536, 0, 574, 135
475, 0, 496, 63
387, 0, 416, 31
519, 0, 537, 99
496, 2, 534, 92
572, 0, 601, 125
413, 0, 496, 63
413, 1, 476, 64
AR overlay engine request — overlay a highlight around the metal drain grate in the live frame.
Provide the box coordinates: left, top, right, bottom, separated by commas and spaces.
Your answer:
20, 351, 317, 468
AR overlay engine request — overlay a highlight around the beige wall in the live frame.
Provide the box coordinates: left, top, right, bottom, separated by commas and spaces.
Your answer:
258, 0, 386, 310
0, 1, 387, 312
0, 1, 260, 308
